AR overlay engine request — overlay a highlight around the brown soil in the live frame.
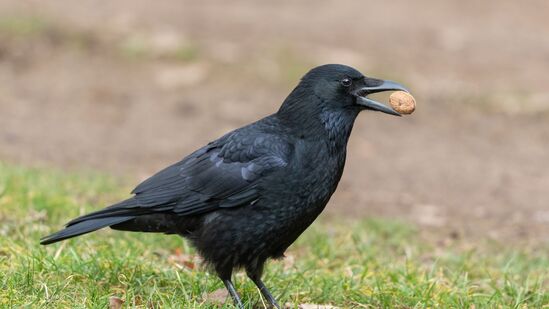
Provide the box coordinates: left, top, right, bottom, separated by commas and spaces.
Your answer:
1, 0, 548, 244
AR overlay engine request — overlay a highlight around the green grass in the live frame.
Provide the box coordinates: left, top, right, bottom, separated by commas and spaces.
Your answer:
0, 163, 548, 308
0, 16, 48, 37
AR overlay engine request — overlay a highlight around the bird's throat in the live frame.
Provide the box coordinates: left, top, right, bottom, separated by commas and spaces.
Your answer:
319, 108, 358, 152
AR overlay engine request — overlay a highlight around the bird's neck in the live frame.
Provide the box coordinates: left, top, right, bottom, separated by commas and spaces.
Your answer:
318, 108, 359, 152
277, 89, 359, 152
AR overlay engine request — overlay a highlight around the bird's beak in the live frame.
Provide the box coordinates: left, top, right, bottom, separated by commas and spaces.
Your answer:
354, 80, 410, 116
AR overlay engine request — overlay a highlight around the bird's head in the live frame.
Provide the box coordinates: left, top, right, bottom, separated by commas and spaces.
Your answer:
280, 64, 409, 117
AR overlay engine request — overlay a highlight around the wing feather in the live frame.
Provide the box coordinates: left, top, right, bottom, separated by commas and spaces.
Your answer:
129, 129, 292, 216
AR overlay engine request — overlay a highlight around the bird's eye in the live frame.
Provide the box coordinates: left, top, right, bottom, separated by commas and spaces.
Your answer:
340, 78, 352, 87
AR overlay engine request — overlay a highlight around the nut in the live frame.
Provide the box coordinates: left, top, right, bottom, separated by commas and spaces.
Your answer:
389, 91, 416, 115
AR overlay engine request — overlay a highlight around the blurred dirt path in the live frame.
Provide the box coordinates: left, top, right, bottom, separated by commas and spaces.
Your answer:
1, 0, 548, 244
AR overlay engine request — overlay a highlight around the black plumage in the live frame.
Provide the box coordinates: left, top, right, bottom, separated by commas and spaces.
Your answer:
41, 64, 409, 308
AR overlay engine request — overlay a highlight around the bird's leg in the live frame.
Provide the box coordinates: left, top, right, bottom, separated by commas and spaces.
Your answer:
247, 266, 280, 309
252, 278, 280, 309
223, 279, 244, 308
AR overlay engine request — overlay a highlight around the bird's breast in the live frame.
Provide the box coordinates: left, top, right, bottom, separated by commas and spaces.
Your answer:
262, 140, 346, 218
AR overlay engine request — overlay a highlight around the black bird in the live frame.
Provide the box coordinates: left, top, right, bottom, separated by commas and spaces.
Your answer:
41, 64, 409, 308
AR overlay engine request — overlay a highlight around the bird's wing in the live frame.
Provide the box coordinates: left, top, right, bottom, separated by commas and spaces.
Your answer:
130, 130, 292, 216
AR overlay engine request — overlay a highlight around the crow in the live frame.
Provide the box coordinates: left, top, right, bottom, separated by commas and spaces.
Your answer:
41, 64, 409, 308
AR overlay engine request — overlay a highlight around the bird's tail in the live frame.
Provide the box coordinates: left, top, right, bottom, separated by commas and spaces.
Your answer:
40, 198, 142, 245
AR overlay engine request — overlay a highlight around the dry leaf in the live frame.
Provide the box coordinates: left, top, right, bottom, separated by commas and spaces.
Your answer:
167, 248, 202, 270
109, 296, 124, 309
284, 303, 339, 309
285, 303, 339, 309
203, 288, 229, 306
300, 305, 339, 309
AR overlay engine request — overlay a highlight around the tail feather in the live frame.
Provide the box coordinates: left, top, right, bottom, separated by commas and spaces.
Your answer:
65, 198, 140, 226
40, 216, 134, 245
40, 198, 145, 245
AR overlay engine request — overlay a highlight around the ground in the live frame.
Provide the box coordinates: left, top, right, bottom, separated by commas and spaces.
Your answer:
0, 0, 548, 307
1, 163, 548, 307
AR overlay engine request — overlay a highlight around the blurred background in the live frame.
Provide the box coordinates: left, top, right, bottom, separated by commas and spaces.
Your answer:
1, 0, 548, 245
